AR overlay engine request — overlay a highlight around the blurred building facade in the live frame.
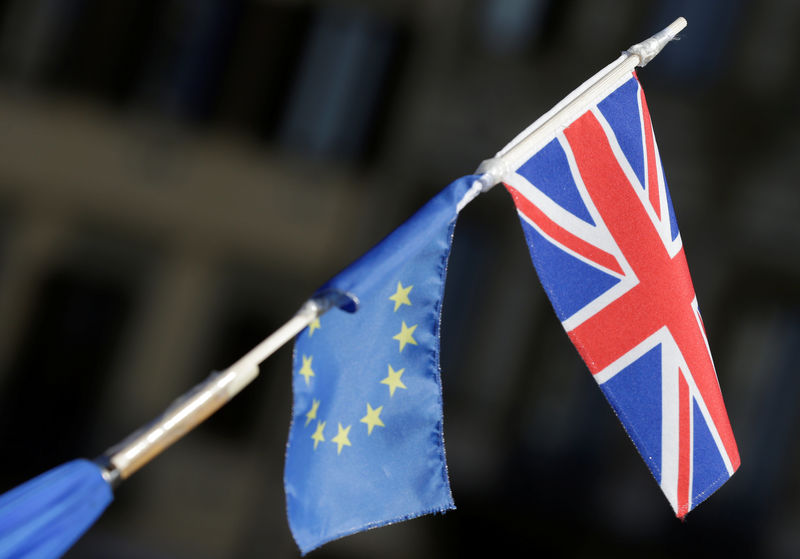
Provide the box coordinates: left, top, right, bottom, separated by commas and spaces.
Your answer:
0, 1, 798, 557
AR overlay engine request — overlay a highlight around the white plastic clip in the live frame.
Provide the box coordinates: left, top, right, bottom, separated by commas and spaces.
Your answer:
475, 157, 511, 193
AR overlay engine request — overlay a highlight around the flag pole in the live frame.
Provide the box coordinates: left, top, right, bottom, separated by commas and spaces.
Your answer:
98, 16, 687, 486
475, 17, 687, 190
99, 298, 327, 483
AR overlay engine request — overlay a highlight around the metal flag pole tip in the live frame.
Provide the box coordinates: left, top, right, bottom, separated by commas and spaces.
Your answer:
626, 17, 687, 67
475, 17, 688, 191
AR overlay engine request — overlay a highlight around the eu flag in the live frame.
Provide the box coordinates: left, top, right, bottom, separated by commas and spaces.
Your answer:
284, 175, 480, 554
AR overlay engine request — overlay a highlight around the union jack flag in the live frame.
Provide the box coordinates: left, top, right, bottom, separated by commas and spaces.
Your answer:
503, 72, 740, 516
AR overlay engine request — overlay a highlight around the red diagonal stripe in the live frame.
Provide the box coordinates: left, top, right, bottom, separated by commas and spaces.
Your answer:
505, 184, 624, 276
677, 370, 691, 518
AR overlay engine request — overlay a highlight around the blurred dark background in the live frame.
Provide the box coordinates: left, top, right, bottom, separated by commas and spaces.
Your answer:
0, 0, 797, 557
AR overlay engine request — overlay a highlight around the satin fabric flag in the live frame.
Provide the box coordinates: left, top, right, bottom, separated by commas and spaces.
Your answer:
502, 72, 739, 516
285, 175, 480, 554
0, 460, 112, 558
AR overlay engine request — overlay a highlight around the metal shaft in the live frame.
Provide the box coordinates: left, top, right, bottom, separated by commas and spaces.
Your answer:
103, 300, 323, 480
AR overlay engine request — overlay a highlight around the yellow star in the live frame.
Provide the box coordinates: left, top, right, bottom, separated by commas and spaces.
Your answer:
311, 420, 325, 450
331, 423, 352, 455
308, 317, 321, 337
381, 364, 407, 397
388, 282, 413, 311
298, 355, 315, 386
393, 321, 418, 352
360, 403, 385, 435
305, 399, 320, 427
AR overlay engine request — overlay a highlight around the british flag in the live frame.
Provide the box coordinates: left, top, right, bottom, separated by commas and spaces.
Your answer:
503, 72, 739, 516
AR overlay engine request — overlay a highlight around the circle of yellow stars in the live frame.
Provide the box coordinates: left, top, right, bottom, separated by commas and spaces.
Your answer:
298, 280, 418, 456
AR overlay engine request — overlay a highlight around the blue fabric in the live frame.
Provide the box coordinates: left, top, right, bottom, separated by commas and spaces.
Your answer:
520, 217, 620, 321
284, 176, 477, 554
665, 165, 680, 242
517, 139, 595, 225
0, 459, 112, 558
691, 400, 730, 510
597, 77, 645, 190
600, 346, 663, 484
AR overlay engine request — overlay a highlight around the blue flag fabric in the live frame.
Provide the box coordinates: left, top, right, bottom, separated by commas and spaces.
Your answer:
284, 175, 479, 554
0, 459, 112, 558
